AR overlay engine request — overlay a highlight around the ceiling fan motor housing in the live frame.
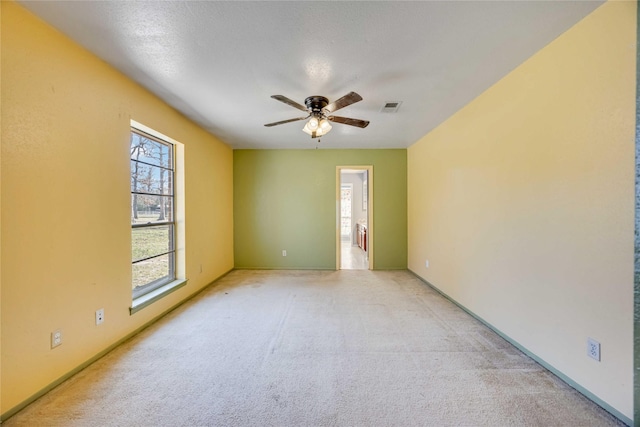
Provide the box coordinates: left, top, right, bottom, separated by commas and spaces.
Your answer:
305, 96, 329, 114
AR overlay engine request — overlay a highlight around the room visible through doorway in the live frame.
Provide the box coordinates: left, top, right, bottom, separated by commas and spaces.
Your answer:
337, 167, 372, 270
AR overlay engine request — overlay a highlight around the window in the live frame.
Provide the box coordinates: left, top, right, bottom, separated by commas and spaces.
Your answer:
340, 183, 353, 238
130, 128, 176, 299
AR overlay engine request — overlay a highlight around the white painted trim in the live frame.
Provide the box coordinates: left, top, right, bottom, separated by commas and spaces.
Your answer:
130, 119, 181, 146
130, 279, 188, 315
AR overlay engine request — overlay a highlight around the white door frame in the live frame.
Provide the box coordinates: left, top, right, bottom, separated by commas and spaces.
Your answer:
336, 166, 373, 270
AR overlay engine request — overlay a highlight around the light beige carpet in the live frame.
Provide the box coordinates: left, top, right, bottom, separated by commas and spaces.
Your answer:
5, 270, 625, 426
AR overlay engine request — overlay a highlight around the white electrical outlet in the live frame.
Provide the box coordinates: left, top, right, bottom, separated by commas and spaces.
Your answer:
425, 260, 430, 268
282, 250, 287, 257
96, 308, 105, 325
51, 330, 62, 349
587, 338, 600, 361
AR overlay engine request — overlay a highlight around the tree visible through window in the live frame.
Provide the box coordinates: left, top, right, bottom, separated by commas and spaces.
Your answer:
130, 129, 175, 298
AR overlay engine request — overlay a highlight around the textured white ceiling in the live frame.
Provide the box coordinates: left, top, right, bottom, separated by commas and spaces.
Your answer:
20, 1, 603, 149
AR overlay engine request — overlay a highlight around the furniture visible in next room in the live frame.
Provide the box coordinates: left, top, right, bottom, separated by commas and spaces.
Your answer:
356, 223, 367, 252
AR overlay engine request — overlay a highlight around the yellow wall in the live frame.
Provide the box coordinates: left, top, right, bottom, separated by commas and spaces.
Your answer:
408, 1, 635, 419
0, 1, 3, 414
1, 2, 233, 415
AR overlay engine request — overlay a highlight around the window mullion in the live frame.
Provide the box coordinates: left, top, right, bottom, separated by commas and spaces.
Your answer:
130, 158, 174, 172
132, 250, 176, 265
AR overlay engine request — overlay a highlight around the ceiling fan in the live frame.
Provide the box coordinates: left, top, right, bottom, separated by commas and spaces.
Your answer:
264, 92, 370, 138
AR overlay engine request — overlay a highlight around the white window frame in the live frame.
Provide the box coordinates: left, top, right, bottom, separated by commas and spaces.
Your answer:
130, 120, 186, 314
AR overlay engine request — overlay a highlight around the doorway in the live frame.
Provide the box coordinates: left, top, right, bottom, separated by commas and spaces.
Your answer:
337, 166, 373, 270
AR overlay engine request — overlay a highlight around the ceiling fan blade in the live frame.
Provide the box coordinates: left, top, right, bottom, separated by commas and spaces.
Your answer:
264, 116, 309, 127
322, 92, 363, 114
271, 95, 308, 112
327, 116, 370, 128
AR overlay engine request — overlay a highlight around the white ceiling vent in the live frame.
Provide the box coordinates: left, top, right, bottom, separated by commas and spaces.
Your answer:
380, 101, 402, 113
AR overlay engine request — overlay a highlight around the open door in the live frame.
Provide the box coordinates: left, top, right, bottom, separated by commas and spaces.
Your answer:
336, 166, 373, 270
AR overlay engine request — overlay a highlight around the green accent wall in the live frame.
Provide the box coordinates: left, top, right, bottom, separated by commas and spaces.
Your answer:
234, 149, 407, 270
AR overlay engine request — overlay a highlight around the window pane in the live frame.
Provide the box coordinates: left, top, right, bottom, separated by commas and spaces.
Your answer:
130, 126, 176, 300
132, 225, 173, 262
130, 132, 172, 168
130, 161, 173, 195
131, 195, 173, 225
132, 254, 172, 291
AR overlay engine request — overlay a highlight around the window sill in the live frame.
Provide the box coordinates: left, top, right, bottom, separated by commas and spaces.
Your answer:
130, 278, 188, 315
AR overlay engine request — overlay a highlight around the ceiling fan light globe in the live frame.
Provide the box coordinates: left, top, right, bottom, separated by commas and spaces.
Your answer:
319, 119, 331, 131
302, 122, 313, 135
308, 117, 319, 130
